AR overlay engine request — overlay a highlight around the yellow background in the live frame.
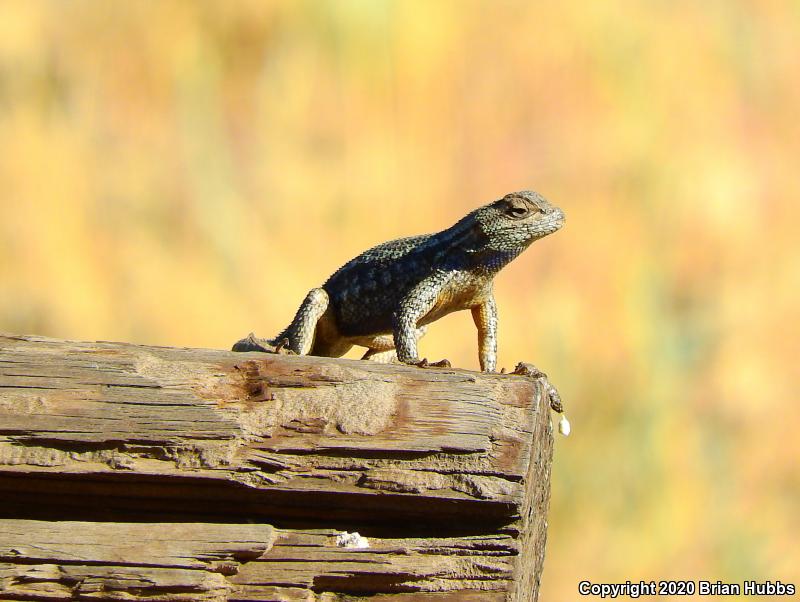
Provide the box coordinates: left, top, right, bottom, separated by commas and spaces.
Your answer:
1, 2, 798, 599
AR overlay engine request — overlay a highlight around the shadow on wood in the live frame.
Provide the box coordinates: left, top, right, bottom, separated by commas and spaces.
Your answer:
0, 334, 554, 601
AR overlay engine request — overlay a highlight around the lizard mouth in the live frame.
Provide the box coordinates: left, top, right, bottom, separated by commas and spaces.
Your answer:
534, 209, 565, 237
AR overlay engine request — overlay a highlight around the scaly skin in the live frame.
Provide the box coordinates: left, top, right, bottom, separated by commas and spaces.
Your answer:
233, 190, 565, 371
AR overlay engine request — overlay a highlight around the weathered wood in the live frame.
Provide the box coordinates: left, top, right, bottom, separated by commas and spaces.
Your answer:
0, 334, 554, 600
0, 520, 519, 600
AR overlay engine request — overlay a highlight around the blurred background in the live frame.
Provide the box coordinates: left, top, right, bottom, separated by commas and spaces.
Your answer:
1, 1, 797, 598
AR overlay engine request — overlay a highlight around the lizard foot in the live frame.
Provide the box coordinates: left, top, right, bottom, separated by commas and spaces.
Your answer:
412, 357, 452, 369
511, 361, 569, 435
232, 333, 295, 355
511, 362, 548, 380
232, 333, 270, 352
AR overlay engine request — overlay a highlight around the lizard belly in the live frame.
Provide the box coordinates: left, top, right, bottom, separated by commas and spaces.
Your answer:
420, 279, 490, 325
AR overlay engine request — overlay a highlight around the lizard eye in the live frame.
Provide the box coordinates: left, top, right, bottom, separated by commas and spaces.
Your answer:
507, 205, 530, 218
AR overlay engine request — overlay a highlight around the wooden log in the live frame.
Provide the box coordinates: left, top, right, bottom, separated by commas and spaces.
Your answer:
0, 334, 555, 601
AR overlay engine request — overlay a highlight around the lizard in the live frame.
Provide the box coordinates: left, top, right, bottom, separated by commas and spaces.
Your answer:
232, 190, 565, 373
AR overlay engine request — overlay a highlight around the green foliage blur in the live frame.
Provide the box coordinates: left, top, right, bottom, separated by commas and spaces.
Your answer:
1, 2, 797, 598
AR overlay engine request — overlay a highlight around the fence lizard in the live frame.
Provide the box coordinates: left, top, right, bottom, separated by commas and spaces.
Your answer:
233, 190, 565, 372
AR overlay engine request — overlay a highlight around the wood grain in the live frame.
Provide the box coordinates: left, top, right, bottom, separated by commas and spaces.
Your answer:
0, 334, 554, 600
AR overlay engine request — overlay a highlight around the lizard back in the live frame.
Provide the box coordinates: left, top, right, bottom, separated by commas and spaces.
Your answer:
323, 233, 462, 336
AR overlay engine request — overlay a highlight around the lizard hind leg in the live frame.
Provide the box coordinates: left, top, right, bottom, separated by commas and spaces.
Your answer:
276, 287, 330, 355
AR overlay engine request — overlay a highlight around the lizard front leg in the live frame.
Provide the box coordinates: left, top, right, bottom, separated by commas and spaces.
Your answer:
393, 273, 453, 367
471, 294, 497, 372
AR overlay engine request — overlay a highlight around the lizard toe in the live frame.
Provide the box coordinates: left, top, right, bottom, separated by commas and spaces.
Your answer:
511, 362, 547, 379
413, 358, 451, 369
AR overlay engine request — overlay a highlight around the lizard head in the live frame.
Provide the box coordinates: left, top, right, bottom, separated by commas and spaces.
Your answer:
473, 190, 565, 252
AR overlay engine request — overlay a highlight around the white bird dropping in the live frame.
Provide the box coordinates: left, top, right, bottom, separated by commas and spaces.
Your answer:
558, 414, 571, 437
